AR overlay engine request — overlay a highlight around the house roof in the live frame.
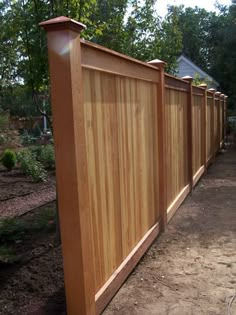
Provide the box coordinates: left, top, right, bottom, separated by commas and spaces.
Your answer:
177, 54, 219, 87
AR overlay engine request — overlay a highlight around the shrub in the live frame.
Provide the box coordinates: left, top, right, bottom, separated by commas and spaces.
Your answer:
38, 145, 55, 169
1, 149, 17, 171
0, 217, 26, 242
0, 113, 8, 131
0, 245, 17, 264
17, 149, 47, 182
29, 145, 43, 159
32, 122, 41, 138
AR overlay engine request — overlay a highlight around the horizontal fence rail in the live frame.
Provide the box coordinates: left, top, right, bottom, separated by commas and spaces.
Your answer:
40, 16, 228, 315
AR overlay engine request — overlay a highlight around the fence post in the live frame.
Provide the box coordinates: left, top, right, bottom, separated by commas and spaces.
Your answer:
182, 76, 193, 192
148, 59, 167, 231
39, 17, 96, 315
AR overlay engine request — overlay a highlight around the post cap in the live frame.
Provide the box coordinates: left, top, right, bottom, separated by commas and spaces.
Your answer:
182, 75, 193, 83
148, 59, 166, 68
199, 83, 207, 89
39, 16, 86, 33
220, 93, 225, 98
215, 91, 221, 96
224, 95, 228, 99
208, 88, 216, 93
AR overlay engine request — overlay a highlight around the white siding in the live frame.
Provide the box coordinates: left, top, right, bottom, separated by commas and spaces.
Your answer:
177, 59, 218, 89
177, 59, 197, 78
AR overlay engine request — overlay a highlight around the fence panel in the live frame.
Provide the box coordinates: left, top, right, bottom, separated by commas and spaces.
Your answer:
214, 93, 220, 153
82, 42, 163, 313
220, 94, 224, 144
192, 86, 205, 185
164, 75, 190, 221
206, 91, 214, 163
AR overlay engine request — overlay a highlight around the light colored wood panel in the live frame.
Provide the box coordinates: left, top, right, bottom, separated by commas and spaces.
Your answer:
95, 221, 160, 315
192, 94, 204, 176
83, 68, 159, 293
164, 88, 188, 209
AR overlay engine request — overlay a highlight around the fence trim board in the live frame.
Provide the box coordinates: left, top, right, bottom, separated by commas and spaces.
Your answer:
81, 41, 160, 83
165, 72, 191, 84
165, 84, 188, 92
95, 221, 160, 315
192, 92, 205, 97
193, 166, 205, 187
167, 184, 190, 222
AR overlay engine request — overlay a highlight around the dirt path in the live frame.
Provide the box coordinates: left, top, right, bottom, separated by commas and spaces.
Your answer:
104, 149, 236, 315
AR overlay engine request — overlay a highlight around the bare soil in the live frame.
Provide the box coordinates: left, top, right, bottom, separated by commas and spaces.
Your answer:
0, 169, 56, 218
0, 148, 235, 315
104, 148, 236, 315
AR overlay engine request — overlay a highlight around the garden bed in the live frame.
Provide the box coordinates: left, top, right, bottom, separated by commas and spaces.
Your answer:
0, 201, 65, 315
0, 168, 56, 218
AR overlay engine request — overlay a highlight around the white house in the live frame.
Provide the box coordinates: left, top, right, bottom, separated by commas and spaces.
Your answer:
176, 54, 219, 89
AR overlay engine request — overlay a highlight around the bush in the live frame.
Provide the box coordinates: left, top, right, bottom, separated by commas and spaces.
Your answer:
0, 245, 17, 264
0, 217, 27, 242
17, 149, 47, 182
29, 145, 43, 159
38, 145, 55, 169
1, 149, 17, 171
0, 113, 8, 131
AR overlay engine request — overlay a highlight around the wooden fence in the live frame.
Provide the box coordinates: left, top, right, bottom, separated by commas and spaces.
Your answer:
40, 17, 228, 315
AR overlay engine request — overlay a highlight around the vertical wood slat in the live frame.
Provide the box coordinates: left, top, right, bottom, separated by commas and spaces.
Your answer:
40, 17, 96, 315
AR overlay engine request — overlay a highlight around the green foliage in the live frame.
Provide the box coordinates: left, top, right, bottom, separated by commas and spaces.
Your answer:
0, 217, 27, 242
192, 73, 210, 87
1, 0, 236, 115
1, 149, 17, 171
38, 145, 55, 170
155, 5, 183, 73
32, 207, 56, 232
20, 130, 33, 145
92, 0, 128, 52
0, 208, 56, 244
17, 148, 47, 182
0, 206, 56, 263
123, 0, 162, 61
0, 245, 17, 264
32, 123, 42, 138
0, 113, 8, 131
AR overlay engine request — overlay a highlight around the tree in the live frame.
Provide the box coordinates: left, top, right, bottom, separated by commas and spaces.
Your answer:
154, 5, 183, 73
123, 0, 160, 61
92, 0, 128, 53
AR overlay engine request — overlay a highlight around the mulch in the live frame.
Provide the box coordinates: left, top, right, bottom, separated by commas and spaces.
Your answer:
0, 169, 56, 218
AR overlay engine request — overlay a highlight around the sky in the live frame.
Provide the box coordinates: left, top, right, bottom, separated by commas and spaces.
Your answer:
155, 0, 232, 17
